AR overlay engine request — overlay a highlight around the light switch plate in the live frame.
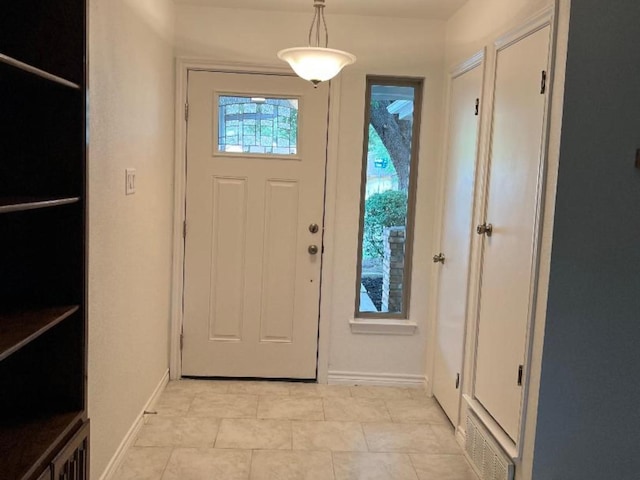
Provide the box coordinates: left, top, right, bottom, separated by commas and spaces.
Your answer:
125, 168, 136, 195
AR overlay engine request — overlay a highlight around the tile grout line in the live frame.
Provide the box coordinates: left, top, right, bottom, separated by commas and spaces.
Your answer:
407, 450, 421, 480
158, 446, 175, 480
359, 422, 372, 453
248, 449, 254, 479
329, 450, 338, 480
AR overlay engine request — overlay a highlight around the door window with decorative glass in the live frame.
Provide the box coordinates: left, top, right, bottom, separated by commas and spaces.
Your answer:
216, 95, 299, 156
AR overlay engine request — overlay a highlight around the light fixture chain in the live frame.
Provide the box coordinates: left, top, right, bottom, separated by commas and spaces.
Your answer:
308, 0, 328, 48
320, 6, 329, 47
308, 5, 319, 47
316, 5, 321, 47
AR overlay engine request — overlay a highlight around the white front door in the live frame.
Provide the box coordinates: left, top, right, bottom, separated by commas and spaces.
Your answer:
433, 61, 483, 424
182, 71, 329, 379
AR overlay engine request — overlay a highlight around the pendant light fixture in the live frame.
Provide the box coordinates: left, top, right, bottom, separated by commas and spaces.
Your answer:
277, 0, 356, 86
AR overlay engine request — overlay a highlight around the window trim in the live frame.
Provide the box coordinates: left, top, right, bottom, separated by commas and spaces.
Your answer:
354, 76, 424, 320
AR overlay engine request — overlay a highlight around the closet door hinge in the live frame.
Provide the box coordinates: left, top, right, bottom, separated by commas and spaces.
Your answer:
185, 103, 190, 121
183, 221, 187, 238
517, 365, 524, 386
180, 333, 184, 351
455, 373, 460, 389
540, 71, 547, 94
474, 98, 480, 116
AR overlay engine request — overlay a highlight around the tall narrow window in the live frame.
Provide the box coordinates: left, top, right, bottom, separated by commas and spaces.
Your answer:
355, 77, 423, 318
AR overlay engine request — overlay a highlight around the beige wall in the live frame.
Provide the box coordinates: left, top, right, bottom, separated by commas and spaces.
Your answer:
446, 0, 553, 64
175, 5, 447, 381
88, 0, 176, 476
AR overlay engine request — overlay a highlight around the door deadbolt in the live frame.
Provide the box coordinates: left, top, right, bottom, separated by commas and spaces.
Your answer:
308, 245, 319, 255
309, 223, 319, 234
476, 223, 493, 237
433, 253, 445, 264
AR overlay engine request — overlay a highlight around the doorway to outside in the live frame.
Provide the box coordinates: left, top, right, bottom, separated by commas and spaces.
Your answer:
181, 70, 330, 379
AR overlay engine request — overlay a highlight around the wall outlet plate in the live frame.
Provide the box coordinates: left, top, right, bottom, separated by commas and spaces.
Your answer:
125, 168, 136, 195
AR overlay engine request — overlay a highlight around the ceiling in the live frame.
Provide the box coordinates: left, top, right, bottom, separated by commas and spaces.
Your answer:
173, 0, 469, 20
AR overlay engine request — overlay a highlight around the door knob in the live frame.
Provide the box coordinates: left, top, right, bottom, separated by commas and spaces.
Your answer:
309, 223, 319, 234
476, 223, 493, 237
308, 245, 319, 255
433, 253, 445, 264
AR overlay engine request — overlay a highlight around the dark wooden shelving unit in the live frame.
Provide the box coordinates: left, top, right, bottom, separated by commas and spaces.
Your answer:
0, 53, 81, 90
0, 197, 81, 214
1, 1, 89, 479
0, 411, 85, 480
0, 306, 80, 361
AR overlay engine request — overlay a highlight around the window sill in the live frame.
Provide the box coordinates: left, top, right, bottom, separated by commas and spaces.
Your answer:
349, 318, 418, 336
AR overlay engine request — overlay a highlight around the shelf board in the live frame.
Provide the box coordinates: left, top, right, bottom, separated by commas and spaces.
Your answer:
0, 410, 84, 480
0, 197, 81, 214
0, 306, 80, 362
0, 53, 80, 90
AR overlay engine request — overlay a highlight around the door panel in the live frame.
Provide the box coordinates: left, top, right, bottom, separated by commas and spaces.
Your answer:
260, 179, 299, 343
182, 71, 329, 378
208, 176, 247, 341
474, 26, 551, 440
433, 62, 483, 424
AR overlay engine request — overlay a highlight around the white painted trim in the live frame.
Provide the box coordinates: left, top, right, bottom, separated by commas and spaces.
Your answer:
450, 49, 485, 78
349, 318, 418, 335
455, 425, 467, 449
328, 371, 426, 388
464, 394, 518, 460
170, 57, 339, 383
169, 58, 188, 381
98, 370, 169, 480
495, 6, 555, 51
519, 2, 570, 478
175, 57, 294, 76
514, 16, 556, 457
423, 375, 431, 395
317, 77, 342, 384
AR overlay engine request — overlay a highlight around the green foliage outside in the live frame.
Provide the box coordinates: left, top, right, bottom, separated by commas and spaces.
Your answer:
363, 190, 408, 259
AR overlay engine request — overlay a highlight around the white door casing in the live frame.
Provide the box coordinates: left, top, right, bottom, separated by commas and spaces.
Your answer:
182, 71, 329, 378
433, 58, 484, 425
474, 25, 552, 440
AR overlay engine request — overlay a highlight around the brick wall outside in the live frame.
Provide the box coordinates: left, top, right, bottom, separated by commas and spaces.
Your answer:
382, 226, 405, 313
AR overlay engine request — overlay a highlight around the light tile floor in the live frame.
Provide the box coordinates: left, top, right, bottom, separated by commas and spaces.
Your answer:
114, 380, 479, 480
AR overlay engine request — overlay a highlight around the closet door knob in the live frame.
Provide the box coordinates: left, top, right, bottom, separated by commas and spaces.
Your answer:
476, 223, 493, 237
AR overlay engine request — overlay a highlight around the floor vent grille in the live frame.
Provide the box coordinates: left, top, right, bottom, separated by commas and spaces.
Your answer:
465, 411, 515, 480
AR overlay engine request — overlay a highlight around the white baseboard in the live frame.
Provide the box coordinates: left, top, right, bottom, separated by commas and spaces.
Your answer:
424, 375, 432, 396
327, 370, 426, 388
99, 369, 169, 480
456, 425, 467, 449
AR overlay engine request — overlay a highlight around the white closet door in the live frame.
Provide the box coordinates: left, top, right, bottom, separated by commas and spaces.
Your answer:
433, 61, 483, 425
474, 25, 551, 440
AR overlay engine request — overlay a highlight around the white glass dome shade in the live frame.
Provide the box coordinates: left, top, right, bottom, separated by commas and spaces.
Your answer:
277, 47, 356, 85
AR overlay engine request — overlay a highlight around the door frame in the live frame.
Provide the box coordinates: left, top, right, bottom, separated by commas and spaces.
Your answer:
169, 58, 341, 382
